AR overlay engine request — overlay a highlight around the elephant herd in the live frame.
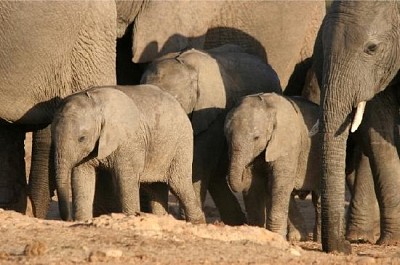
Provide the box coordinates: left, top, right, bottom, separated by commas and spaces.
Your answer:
2, 0, 400, 255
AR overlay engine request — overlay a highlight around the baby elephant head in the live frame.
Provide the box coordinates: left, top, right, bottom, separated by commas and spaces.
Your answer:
224, 93, 285, 193
51, 87, 139, 220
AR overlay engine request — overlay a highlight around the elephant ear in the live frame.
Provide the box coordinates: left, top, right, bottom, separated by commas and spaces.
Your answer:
264, 96, 297, 162
264, 111, 282, 162
130, 2, 223, 63
180, 49, 227, 135
93, 88, 140, 160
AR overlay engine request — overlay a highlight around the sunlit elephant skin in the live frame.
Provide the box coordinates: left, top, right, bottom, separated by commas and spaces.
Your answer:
0, 1, 116, 216
225, 93, 321, 240
52, 85, 204, 224
141, 45, 282, 225
313, 1, 400, 253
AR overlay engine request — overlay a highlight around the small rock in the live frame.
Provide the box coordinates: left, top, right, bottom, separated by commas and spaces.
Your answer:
104, 249, 123, 258
24, 241, 48, 257
88, 249, 122, 262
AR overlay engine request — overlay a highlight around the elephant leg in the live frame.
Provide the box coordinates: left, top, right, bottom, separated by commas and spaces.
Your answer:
346, 142, 379, 243
93, 168, 121, 217
287, 195, 308, 242
28, 125, 55, 218
142, 182, 169, 216
312, 191, 322, 242
242, 167, 267, 227
266, 158, 295, 238
195, 116, 245, 225
208, 160, 246, 225
198, 116, 246, 225
168, 144, 205, 224
71, 164, 96, 221
359, 87, 400, 245
0, 123, 26, 213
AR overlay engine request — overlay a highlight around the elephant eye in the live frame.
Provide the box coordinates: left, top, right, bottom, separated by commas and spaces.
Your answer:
254, 136, 260, 141
364, 42, 379, 55
78, 136, 86, 143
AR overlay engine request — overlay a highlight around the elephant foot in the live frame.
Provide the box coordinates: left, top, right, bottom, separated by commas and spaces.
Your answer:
346, 227, 376, 244
287, 228, 307, 242
323, 238, 352, 254
0, 184, 27, 214
188, 213, 206, 225
376, 232, 400, 246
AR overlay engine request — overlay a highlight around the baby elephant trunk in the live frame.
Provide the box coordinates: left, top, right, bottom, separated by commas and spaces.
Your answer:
55, 163, 72, 221
227, 154, 248, 193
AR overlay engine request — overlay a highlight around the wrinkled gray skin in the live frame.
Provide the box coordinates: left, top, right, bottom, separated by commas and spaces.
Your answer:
140, 45, 282, 225
225, 93, 321, 241
0, 1, 116, 216
52, 85, 205, 224
116, 1, 325, 88
313, 1, 400, 253
0, 0, 324, 218
285, 60, 382, 245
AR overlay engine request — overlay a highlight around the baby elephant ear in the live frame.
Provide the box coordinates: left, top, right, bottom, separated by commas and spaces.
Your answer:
264, 113, 285, 162
97, 119, 120, 160
265, 131, 282, 162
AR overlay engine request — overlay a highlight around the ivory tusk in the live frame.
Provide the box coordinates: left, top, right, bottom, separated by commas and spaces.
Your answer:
350, 101, 366, 133
308, 119, 319, 137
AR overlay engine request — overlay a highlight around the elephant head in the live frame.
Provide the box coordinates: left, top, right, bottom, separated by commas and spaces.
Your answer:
51, 87, 139, 220
141, 46, 282, 136
224, 94, 289, 193
314, 1, 400, 253
141, 49, 228, 135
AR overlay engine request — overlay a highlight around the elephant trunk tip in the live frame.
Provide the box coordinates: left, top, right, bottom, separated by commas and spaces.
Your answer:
227, 175, 245, 193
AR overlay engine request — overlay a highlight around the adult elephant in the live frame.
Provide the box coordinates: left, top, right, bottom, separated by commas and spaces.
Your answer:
312, 1, 400, 253
116, 1, 326, 88
2, 0, 325, 218
0, 1, 117, 217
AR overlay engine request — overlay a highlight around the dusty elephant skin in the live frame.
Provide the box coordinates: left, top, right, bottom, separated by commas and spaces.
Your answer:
224, 93, 321, 241
141, 45, 281, 226
0, 0, 324, 220
51, 85, 204, 224
313, 1, 400, 253
0, 1, 117, 217
116, 1, 325, 88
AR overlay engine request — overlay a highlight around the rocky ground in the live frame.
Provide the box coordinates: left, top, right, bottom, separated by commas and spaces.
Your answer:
0, 134, 398, 264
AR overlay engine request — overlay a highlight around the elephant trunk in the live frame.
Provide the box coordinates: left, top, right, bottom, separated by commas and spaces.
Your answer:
55, 155, 72, 221
320, 65, 355, 253
227, 150, 251, 193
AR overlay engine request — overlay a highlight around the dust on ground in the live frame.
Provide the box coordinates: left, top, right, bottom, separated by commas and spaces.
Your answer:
0, 134, 398, 264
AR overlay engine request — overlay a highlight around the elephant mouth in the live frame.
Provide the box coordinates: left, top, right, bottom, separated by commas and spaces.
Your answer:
308, 100, 366, 136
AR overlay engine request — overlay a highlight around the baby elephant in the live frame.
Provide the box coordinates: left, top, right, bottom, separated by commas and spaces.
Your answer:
52, 85, 205, 224
224, 93, 321, 240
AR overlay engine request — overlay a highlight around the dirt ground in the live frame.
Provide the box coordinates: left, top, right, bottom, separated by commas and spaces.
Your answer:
0, 133, 399, 264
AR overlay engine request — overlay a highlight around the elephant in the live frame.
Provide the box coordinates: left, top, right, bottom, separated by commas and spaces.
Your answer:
140, 45, 282, 225
0, 1, 117, 217
224, 93, 321, 241
116, 1, 326, 88
311, 1, 400, 253
0, 0, 325, 219
51, 85, 205, 224
284, 59, 382, 245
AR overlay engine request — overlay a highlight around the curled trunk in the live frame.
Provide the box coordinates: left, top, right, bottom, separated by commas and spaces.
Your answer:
227, 151, 251, 193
